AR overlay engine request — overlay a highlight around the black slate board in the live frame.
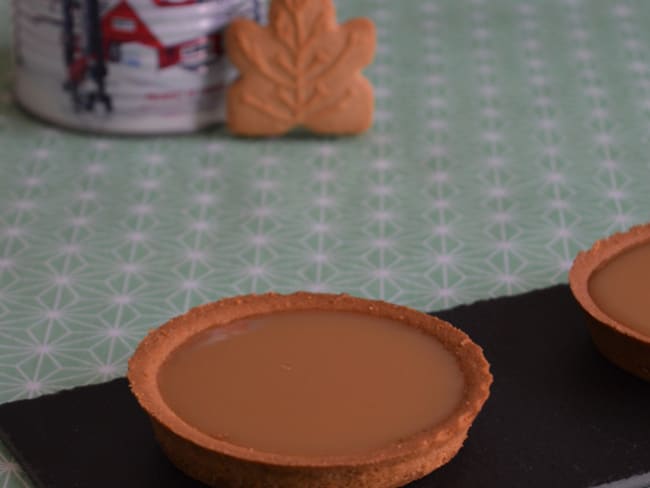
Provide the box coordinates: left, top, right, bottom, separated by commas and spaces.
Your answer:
1, 285, 649, 488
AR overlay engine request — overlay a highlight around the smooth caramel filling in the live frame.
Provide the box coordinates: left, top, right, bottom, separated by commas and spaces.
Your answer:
158, 311, 465, 457
589, 241, 650, 337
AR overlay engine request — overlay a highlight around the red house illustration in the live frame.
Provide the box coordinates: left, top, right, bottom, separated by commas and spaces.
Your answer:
61, 0, 230, 113
152, 0, 208, 5
101, 1, 223, 69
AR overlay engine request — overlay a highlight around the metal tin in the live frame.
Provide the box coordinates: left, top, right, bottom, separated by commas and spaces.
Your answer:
12, 0, 262, 134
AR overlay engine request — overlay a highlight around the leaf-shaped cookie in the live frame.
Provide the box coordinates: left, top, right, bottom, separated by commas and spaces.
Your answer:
226, 0, 376, 136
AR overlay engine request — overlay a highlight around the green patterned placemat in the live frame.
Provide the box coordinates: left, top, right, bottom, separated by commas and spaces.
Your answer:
2, 0, 650, 486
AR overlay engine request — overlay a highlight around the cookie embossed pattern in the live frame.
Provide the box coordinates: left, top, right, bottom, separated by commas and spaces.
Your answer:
226, 0, 376, 136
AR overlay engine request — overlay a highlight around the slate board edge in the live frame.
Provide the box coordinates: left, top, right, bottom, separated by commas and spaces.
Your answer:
592, 472, 650, 488
0, 425, 45, 488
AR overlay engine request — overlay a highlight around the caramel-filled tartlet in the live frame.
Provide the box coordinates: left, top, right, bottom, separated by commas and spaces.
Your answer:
128, 293, 492, 488
570, 223, 650, 381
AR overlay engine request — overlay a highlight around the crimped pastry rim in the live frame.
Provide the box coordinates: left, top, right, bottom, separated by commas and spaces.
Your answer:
128, 292, 492, 468
569, 222, 650, 345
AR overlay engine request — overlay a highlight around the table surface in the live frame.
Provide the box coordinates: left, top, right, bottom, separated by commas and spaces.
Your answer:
1, 0, 650, 486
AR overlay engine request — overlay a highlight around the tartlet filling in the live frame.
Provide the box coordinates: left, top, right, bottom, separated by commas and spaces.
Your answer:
158, 310, 465, 457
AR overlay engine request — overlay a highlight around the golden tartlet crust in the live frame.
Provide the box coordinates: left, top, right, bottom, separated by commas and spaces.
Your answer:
128, 292, 492, 487
569, 223, 650, 381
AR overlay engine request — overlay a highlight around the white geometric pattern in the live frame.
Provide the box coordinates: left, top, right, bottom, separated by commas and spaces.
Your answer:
471, 1, 534, 296
2, 1, 650, 486
516, 3, 586, 281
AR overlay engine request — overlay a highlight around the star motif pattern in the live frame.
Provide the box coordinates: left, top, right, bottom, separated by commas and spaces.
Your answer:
2, 1, 650, 486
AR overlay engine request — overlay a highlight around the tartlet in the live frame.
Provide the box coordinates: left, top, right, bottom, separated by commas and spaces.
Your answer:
128, 292, 492, 487
569, 223, 650, 381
